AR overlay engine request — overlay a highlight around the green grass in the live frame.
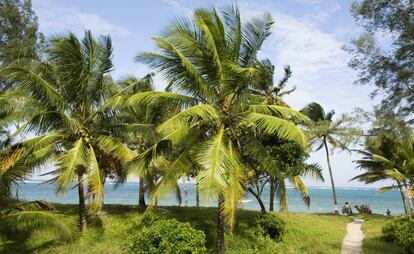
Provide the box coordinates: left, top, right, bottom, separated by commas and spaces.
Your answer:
361, 214, 405, 254
0, 204, 400, 254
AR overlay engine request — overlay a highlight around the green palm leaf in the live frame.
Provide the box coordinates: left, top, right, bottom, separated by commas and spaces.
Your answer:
55, 139, 88, 194
86, 147, 103, 213
247, 112, 308, 147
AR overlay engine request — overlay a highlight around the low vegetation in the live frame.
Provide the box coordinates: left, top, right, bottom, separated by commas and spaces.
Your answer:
382, 216, 414, 253
361, 215, 405, 254
1, 205, 353, 254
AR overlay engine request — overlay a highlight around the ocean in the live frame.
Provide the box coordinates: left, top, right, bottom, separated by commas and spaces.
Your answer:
14, 181, 405, 215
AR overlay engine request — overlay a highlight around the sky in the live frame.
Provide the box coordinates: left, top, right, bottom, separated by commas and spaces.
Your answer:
29, 0, 387, 188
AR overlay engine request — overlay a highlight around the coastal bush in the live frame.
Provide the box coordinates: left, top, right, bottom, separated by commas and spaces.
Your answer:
141, 212, 161, 226
382, 216, 414, 253
257, 213, 286, 241
127, 219, 206, 254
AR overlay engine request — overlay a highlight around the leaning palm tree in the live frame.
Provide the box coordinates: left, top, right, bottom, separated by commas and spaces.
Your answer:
0, 31, 133, 230
352, 137, 414, 215
301, 102, 353, 214
132, 6, 307, 253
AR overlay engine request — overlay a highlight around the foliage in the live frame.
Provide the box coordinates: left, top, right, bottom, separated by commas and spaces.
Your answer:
135, 6, 307, 237
382, 216, 414, 253
127, 218, 207, 254
361, 215, 405, 254
0, 0, 44, 198
302, 102, 361, 212
347, 0, 414, 122
0, 0, 43, 69
0, 201, 76, 252
352, 134, 414, 214
0, 31, 136, 229
9, 205, 354, 254
256, 213, 286, 241
301, 102, 360, 152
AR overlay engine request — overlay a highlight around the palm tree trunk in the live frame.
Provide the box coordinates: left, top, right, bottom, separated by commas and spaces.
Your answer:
403, 183, 413, 215
196, 180, 200, 207
216, 195, 225, 254
397, 182, 409, 214
247, 187, 266, 213
139, 176, 146, 206
269, 176, 275, 212
279, 179, 288, 213
182, 175, 188, 207
78, 171, 87, 231
323, 139, 338, 214
101, 177, 106, 207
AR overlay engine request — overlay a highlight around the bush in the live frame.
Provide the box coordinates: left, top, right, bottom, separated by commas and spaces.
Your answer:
382, 216, 414, 253
256, 213, 286, 241
127, 219, 207, 254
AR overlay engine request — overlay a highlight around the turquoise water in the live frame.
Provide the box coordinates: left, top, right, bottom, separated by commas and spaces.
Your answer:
14, 181, 404, 215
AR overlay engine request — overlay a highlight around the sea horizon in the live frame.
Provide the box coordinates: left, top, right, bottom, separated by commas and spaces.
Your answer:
15, 181, 405, 215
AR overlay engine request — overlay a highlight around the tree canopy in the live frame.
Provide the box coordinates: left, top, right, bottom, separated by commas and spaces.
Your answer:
348, 0, 414, 122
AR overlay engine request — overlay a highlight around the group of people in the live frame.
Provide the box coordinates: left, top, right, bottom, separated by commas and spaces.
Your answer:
342, 202, 391, 215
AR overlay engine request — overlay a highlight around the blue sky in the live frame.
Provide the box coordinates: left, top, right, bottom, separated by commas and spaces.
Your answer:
30, 0, 385, 188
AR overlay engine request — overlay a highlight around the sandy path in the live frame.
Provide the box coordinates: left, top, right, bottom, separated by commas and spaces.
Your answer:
341, 219, 364, 254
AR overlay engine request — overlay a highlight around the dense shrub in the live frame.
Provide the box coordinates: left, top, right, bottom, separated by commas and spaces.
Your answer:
382, 216, 414, 253
127, 219, 206, 254
256, 213, 286, 241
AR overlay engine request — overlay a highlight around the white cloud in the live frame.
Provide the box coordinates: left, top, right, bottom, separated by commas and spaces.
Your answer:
161, 0, 193, 16
157, 0, 371, 112
33, 0, 131, 37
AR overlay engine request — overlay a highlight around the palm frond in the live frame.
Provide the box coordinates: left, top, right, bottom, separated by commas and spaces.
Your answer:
1, 201, 76, 243
240, 13, 273, 66
0, 61, 64, 109
95, 135, 133, 162
289, 175, 310, 207
248, 105, 310, 123
86, 147, 103, 213
196, 126, 230, 202
247, 112, 308, 147
55, 139, 88, 194
128, 91, 197, 110
301, 163, 324, 181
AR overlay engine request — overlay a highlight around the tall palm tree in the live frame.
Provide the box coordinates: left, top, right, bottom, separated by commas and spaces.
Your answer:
0, 31, 133, 230
133, 6, 307, 253
301, 102, 351, 214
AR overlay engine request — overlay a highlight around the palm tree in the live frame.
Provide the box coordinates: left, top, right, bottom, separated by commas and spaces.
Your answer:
249, 59, 301, 211
109, 74, 158, 207
133, 6, 307, 253
0, 31, 133, 230
0, 87, 38, 201
352, 137, 414, 215
301, 102, 351, 214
